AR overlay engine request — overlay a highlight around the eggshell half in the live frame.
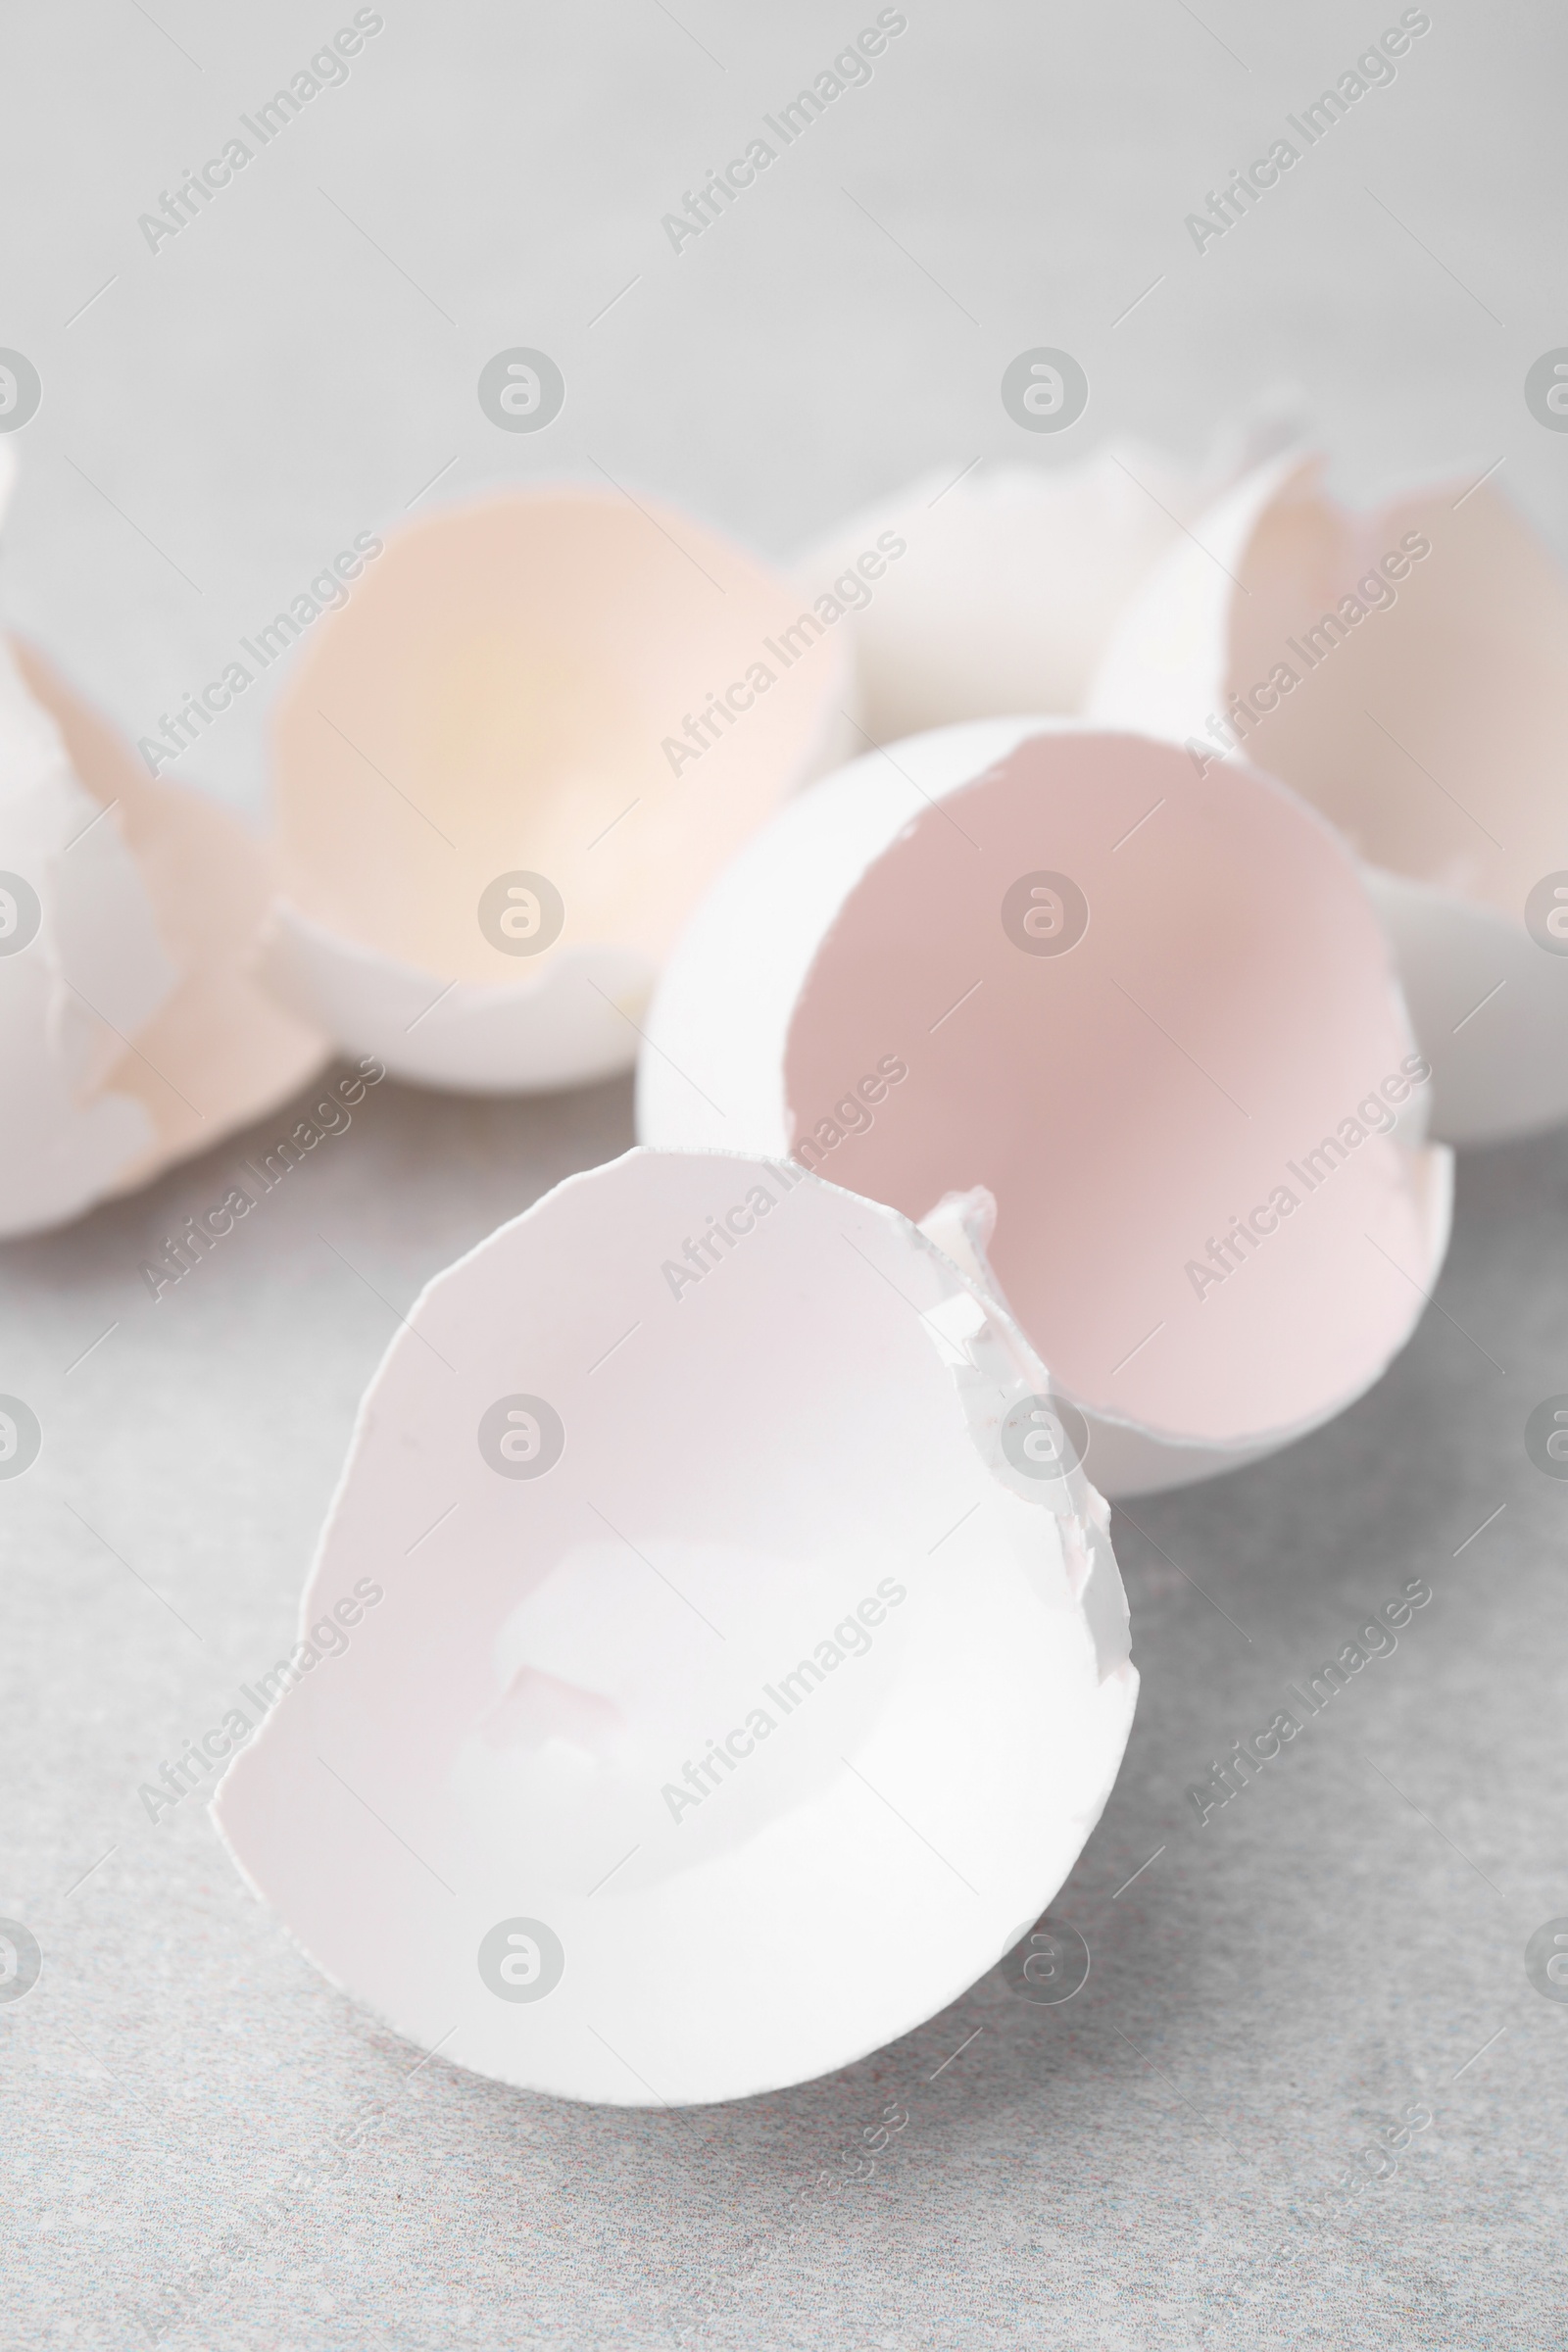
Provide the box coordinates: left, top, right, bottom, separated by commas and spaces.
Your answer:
260, 488, 854, 1093
1089, 452, 1568, 1145
639, 720, 1452, 1496
794, 414, 1303, 742
0, 639, 325, 1237
213, 1147, 1136, 2107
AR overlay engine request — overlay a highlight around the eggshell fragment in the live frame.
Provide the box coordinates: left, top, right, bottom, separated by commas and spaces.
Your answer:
0, 639, 326, 1238
1089, 451, 1568, 1145
214, 1147, 1136, 2107
259, 488, 854, 1094
639, 720, 1452, 1496
794, 415, 1300, 742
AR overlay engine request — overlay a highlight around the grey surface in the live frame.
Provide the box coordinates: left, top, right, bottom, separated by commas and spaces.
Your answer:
2, 3, 1567, 2347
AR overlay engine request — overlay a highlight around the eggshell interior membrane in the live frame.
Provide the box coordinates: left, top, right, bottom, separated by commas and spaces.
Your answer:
640, 720, 1451, 1492
15, 644, 327, 1187
214, 1147, 1136, 2108
270, 488, 851, 992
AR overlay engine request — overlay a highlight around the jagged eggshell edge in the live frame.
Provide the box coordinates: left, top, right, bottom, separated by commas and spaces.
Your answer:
213, 1147, 1137, 2105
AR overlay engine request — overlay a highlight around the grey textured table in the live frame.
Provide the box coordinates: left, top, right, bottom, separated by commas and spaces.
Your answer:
3, 4, 1567, 2346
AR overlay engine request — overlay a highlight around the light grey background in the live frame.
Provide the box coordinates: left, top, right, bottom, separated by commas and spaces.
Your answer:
2, 3, 1566, 2346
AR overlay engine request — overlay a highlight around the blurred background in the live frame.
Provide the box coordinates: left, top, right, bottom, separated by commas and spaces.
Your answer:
3, 4, 1566, 2347
5, 1, 1564, 817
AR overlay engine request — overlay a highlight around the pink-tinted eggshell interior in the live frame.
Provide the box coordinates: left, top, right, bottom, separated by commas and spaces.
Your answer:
782, 731, 1433, 1448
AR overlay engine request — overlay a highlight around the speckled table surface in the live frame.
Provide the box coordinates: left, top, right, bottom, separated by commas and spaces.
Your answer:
3, 3, 1567, 2346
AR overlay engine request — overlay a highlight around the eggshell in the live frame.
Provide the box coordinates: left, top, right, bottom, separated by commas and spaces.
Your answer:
259, 488, 854, 1093
793, 414, 1302, 741
1089, 451, 1568, 1145
213, 1147, 1136, 2107
0, 639, 326, 1237
638, 720, 1452, 1496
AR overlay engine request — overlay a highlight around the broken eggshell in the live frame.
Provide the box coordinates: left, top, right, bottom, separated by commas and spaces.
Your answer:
213, 1147, 1136, 2108
258, 487, 854, 1094
639, 719, 1453, 1497
0, 635, 326, 1238
1089, 450, 1568, 1146
793, 413, 1302, 744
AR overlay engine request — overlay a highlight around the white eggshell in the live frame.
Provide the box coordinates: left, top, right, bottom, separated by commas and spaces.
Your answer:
794, 415, 1303, 741
214, 1147, 1136, 2108
260, 904, 652, 1096
1089, 452, 1568, 1145
639, 720, 1452, 1497
259, 488, 855, 1095
0, 640, 326, 1237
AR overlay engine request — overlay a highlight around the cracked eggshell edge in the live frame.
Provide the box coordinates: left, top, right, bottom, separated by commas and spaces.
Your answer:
211, 1147, 1137, 2105
1086, 451, 1568, 1145
637, 714, 1453, 1497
